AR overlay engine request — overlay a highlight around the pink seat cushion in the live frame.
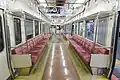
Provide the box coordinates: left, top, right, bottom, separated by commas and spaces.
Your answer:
111, 74, 119, 80
69, 35, 110, 65
13, 35, 49, 64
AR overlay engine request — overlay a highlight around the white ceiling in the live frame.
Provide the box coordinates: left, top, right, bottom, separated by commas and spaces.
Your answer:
40, 0, 86, 24
32, 0, 86, 24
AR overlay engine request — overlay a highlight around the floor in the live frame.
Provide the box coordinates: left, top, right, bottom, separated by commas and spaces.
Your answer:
15, 35, 108, 80
42, 35, 79, 80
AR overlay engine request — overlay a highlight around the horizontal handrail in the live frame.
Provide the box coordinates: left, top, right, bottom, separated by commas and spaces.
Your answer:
95, 46, 113, 49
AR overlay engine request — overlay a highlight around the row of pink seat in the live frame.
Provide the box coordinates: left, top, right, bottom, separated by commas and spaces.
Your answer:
69, 35, 110, 64
12, 35, 49, 64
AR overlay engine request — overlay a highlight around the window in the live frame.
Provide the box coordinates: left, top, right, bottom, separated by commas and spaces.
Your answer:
71, 23, 75, 35
14, 18, 22, 45
40, 22, 41, 34
25, 19, 33, 40
41, 23, 43, 33
35, 21, 39, 36
43, 24, 45, 32
39, 22, 41, 34
75, 23, 78, 34
97, 18, 107, 45
85, 20, 94, 40
0, 16, 4, 51
78, 22, 83, 36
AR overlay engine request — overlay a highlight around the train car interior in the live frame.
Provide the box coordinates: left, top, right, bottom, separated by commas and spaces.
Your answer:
0, 0, 120, 80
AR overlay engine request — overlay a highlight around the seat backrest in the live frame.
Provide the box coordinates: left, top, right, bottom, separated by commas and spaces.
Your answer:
22, 43, 28, 54
88, 42, 94, 52
15, 46, 23, 54
14, 43, 26, 54
111, 74, 119, 80
71, 35, 109, 55
82, 39, 86, 47
84, 41, 89, 50
93, 44, 109, 54
13, 34, 48, 55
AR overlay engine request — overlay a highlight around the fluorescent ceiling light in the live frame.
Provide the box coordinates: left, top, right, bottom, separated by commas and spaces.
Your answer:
39, 0, 47, 7
73, 0, 85, 8
75, 0, 85, 3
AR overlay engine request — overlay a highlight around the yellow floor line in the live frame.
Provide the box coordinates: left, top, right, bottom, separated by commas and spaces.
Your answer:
63, 39, 108, 80
14, 79, 26, 80
116, 59, 120, 65
69, 48, 92, 80
96, 77, 108, 80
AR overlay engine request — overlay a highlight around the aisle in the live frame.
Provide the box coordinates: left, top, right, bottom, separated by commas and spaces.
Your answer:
42, 35, 79, 80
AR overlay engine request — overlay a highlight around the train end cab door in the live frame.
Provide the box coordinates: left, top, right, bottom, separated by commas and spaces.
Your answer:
0, 9, 14, 80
